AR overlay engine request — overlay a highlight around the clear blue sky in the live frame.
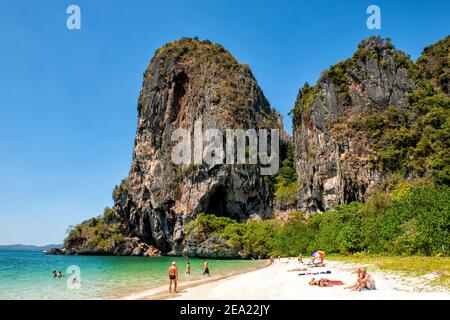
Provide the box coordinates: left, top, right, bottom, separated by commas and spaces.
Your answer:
0, 0, 448, 245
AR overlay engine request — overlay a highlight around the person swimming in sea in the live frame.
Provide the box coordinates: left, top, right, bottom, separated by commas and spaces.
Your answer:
168, 261, 178, 293
52, 270, 58, 278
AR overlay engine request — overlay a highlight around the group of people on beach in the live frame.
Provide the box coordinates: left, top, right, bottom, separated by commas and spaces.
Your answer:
294, 251, 376, 291
168, 260, 210, 294
307, 268, 375, 290
171, 252, 375, 295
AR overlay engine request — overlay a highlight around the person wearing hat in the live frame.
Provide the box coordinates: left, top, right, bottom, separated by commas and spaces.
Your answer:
168, 261, 179, 293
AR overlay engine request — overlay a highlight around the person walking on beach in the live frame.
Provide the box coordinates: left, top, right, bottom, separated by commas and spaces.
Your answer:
168, 261, 178, 294
203, 260, 210, 277
185, 262, 191, 275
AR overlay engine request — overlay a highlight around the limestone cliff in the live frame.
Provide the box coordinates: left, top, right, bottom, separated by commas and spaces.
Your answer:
65, 38, 283, 256
64, 35, 449, 256
292, 35, 449, 213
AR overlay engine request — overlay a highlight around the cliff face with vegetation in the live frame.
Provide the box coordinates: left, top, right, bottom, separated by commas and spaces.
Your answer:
292, 36, 450, 213
64, 35, 449, 258
65, 38, 283, 256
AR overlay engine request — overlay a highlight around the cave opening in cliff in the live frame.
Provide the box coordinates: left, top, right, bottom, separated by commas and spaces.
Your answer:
171, 72, 188, 121
205, 185, 228, 218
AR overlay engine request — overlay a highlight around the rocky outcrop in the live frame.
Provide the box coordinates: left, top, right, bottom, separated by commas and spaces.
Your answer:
45, 248, 64, 255
416, 35, 450, 95
64, 234, 161, 256
292, 36, 416, 213
183, 234, 241, 258
109, 38, 282, 256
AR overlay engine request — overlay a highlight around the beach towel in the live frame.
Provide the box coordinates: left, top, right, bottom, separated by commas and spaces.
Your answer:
288, 268, 308, 272
298, 270, 331, 276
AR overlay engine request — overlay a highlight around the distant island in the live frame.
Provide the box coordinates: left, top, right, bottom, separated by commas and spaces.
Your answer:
0, 244, 63, 252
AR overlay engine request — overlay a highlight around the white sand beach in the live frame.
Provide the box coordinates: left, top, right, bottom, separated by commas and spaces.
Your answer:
129, 258, 450, 300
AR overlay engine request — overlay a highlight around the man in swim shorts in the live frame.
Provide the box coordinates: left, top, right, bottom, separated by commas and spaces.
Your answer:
168, 261, 178, 293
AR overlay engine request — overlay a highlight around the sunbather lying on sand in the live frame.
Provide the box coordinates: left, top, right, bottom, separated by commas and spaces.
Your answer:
309, 278, 344, 287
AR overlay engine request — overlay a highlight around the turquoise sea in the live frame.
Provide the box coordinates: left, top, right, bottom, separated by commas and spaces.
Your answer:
0, 250, 265, 300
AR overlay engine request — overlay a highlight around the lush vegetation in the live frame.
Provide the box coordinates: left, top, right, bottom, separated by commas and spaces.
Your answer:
348, 83, 450, 185
65, 179, 131, 254
112, 178, 129, 202
64, 207, 126, 254
185, 184, 449, 258
291, 83, 315, 121
272, 142, 298, 205
416, 35, 449, 95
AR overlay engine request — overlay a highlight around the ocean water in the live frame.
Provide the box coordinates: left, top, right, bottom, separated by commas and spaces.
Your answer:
0, 250, 265, 300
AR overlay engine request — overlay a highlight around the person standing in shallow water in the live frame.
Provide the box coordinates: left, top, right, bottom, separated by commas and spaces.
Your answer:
168, 261, 178, 293
203, 260, 210, 277
185, 262, 191, 275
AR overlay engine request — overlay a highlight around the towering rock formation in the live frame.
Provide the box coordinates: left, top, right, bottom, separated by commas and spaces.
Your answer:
292, 36, 415, 212
64, 35, 448, 256
110, 38, 281, 255
292, 35, 450, 213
